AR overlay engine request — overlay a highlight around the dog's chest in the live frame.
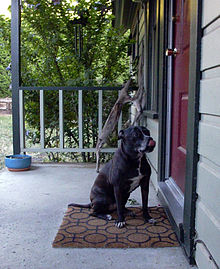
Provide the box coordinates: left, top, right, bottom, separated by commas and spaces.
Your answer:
127, 168, 144, 193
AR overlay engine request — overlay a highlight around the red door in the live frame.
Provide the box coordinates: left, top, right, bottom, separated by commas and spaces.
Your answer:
170, 0, 190, 193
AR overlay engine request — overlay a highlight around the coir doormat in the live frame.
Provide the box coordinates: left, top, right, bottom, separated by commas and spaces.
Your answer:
52, 206, 179, 248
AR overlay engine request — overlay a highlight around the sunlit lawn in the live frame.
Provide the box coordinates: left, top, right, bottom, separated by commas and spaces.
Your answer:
0, 114, 13, 169
0, 114, 53, 168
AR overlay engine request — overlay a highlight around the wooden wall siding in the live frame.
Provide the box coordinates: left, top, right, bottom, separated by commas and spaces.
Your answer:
202, 0, 220, 27
197, 158, 220, 219
131, 3, 159, 190
150, 168, 158, 191
203, 66, 220, 80
196, 1, 220, 267
198, 116, 220, 167
146, 118, 158, 171
195, 201, 220, 266
146, 119, 159, 189
139, 8, 145, 43
201, 25, 220, 71
196, 243, 218, 269
130, 6, 145, 123
200, 78, 220, 115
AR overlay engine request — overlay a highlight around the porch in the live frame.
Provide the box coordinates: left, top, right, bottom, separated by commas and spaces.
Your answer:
0, 164, 194, 269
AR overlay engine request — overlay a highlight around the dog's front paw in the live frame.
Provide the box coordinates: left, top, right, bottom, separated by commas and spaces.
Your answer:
143, 213, 157, 225
115, 220, 126, 228
106, 214, 112, 221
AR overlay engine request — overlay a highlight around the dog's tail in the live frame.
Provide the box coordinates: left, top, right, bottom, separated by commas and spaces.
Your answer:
68, 202, 92, 209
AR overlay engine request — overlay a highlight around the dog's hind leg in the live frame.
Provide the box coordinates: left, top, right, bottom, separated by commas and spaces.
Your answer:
90, 202, 113, 221
123, 208, 136, 218
90, 212, 112, 221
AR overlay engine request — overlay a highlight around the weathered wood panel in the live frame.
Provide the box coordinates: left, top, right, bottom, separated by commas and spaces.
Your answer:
200, 78, 220, 116
202, 0, 220, 28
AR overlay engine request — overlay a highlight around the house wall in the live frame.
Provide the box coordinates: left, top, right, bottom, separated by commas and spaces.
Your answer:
195, 0, 220, 267
145, 118, 159, 190
130, 1, 220, 267
131, 4, 160, 191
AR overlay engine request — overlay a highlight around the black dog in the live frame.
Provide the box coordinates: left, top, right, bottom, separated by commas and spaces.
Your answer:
69, 126, 156, 228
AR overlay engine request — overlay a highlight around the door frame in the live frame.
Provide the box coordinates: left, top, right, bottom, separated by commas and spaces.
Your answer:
164, 0, 185, 222
157, 0, 202, 264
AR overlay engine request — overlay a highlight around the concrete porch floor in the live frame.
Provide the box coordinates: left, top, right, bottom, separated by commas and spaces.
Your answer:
0, 164, 196, 269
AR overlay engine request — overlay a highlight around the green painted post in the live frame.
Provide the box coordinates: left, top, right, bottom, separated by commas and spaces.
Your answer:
183, 0, 202, 264
11, 0, 21, 154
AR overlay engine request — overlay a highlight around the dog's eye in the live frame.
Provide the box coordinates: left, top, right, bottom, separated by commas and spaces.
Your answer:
133, 132, 140, 138
142, 129, 150, 136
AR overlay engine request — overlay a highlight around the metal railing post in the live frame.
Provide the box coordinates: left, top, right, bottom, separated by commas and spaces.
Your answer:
98, 90, 103, 136
78, 90, 83, 148
59, 90, 64, 148
19, 90, 25, 151
40, 90, 45, 148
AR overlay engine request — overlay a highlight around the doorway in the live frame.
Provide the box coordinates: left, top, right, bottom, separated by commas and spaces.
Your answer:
163, 0, 191, 225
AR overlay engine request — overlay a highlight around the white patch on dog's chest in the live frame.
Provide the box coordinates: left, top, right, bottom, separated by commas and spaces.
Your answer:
128, 168, 144, 193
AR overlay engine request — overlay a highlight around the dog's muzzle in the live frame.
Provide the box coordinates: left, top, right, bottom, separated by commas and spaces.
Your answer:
139, 138, 156, 153
148, 139, 156, 148
147, 138, 156, 152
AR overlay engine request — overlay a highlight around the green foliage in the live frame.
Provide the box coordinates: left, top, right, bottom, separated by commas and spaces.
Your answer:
2, 0, 132, 162
21, 0, 130, 87
0, 15, 11, 98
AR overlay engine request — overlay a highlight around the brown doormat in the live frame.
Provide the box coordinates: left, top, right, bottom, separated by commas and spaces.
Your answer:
52, 206, 179, 248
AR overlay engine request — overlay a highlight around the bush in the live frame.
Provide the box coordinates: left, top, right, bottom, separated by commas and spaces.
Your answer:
0, 15, 11, 98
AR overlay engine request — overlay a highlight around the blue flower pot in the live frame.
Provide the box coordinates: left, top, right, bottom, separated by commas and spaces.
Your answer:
5, 154, 32, 171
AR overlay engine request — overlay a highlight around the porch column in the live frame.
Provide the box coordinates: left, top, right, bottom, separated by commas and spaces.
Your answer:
11, 0, 21, 154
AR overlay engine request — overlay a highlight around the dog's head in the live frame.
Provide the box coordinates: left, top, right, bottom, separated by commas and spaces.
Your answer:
118, 126, 156, 155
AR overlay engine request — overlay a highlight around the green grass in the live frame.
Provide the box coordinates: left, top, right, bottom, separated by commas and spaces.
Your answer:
0, 114, 13, 169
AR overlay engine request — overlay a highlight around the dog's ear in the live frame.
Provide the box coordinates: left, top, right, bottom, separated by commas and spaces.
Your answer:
141, 126, 150, 136
118, 130, 125, 140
